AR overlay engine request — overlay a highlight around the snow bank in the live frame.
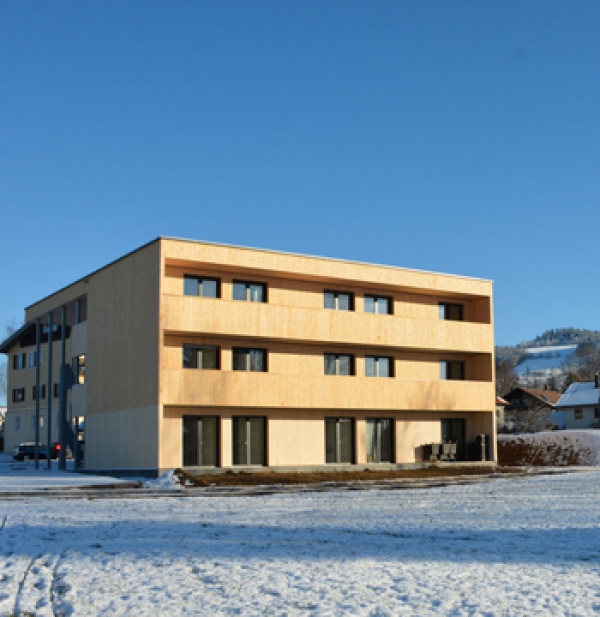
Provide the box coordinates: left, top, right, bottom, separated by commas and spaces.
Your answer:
498, 430, 600, 466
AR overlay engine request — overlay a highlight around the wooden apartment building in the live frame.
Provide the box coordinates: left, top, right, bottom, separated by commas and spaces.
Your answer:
1, 237, 496, 474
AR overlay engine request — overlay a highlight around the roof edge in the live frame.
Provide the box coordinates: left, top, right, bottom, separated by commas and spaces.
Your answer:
25, 238, 162, 313
159, 235, 494, 284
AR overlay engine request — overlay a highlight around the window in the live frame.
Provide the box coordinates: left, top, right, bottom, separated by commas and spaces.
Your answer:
325, 418, 354, 464
439, 303, 463, 321
12, 388, 25, 403
365, 356, 393, 378
183, 345, 220, 370
13, 353, 26, 370
233, 281, 266, 302
595, 408, 600, 419
324, 354, 354, 376
32, 384, 46, 400
53, 383, 60, 398
14, 416, 20, 431
73, 354, 86, 385
28, 350, 42, 368
366, 418, 394, 463
232, 348, 267, 372
574, 409, 583, 420
233, 417, 266, 466
184, 276, 220, 298
440, 360, 465, 381
183, 416, 219, 467
324, 291, 353, 311
441, 418, 467, 461
364, 295, 392, 315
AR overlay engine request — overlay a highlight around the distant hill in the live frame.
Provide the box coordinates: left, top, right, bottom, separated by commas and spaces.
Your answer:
496, 328, 600, 367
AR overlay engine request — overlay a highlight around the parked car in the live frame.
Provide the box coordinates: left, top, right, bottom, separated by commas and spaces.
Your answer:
13, 443, 48, 461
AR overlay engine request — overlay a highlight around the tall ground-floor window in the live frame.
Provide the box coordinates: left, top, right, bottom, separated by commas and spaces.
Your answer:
366, 418, 394, 463
182, 416, 219, 467
441, 418, 466, 461
233, 417, 266, 466
325, 417, 354, 464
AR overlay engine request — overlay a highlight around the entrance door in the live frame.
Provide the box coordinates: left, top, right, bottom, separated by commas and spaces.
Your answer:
233, 417, 266, 466
366, 418, 394, 463
441, 418, 466, 461
325, 418, 355, 464
183, 416, 219, 467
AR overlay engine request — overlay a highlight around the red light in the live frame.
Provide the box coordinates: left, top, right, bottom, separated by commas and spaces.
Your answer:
56, 444, 61, 450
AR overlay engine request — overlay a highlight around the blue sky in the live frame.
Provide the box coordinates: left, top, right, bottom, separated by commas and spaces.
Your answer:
1, 1, 599, 357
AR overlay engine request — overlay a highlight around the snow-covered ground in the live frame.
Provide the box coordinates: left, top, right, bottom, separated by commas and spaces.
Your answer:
0, 453, 138, 491
515, 344, 577, 378
1, 472, 600, 616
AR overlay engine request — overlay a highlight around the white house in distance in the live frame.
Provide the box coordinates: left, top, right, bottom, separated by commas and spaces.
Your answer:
555, 375, 600, 429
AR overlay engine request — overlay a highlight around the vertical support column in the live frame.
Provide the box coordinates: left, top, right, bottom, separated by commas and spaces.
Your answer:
46, 311, 53, 470
59, 306, 67, 470
34, 319, 41, 470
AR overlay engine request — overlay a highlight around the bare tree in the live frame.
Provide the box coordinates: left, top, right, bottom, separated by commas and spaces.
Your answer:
505, 399, 555, 433
0, 322, 18, 405
573, 344, 600, 381
496, 359, 518, 397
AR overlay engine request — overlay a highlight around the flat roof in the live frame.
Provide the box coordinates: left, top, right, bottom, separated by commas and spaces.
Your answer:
26, 235, 492, 313
161, 236, 493, 283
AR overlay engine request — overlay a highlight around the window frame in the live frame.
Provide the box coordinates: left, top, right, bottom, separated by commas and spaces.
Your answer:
12, 387, 25, 403
440, 360, 465, 381
32, 384, 47, 400
182, 345, 221, 370
366, 418, 395, 463
364, 295, 393, 315
182, 415, 220, 467
232, 416, 267, 466
325, 417, 355, 464
232, 348, 267, 372
73, 354, 86, 385
28, 350, 42, 368
13, 353, 26, 370
183, 275, 221, 298
232, 280, 267, 303
365, 355, 394, 378
324, 353, 355, 376
323, 290, 354, 311
439, 302, 464, 321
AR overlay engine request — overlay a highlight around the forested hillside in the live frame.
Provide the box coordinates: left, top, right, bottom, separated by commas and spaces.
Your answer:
496, 328, 600, 367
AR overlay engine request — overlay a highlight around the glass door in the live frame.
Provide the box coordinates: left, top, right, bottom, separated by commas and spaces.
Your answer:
182, 416, 219, 467
441, 418, 466, 461
325, 418, 355, 463
233, 417, 266, 466
366, 418, 394, 463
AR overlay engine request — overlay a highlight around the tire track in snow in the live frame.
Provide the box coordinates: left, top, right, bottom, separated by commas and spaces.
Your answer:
50, 552, 70, 617
0, 515, 7, 532
13, 552, 61, 617
12, 555, 36, 617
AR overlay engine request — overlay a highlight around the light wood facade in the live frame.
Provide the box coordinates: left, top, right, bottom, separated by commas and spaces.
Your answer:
3, 237, 496, 473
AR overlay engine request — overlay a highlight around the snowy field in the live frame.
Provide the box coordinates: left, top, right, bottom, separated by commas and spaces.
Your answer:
1, 472, 600, 616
